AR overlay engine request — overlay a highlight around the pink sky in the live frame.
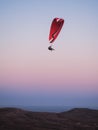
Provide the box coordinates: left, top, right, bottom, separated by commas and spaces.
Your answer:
0, 0, 98, 106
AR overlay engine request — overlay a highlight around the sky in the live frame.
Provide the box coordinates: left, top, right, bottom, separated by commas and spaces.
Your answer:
0, 0, 98, 107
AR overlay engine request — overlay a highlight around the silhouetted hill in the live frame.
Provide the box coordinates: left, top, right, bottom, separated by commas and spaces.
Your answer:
0, 107, 98, 130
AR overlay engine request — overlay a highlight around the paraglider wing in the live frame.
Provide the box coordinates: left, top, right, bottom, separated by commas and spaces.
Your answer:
49, 18, 64, 43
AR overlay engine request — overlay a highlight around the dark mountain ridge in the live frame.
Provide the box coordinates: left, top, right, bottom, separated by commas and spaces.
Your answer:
0, 107, 98, 130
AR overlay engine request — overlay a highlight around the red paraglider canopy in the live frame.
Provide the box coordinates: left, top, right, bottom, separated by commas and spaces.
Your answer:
49, 18, 64, 43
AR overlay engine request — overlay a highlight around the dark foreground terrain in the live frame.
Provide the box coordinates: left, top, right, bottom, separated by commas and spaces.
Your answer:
0, 107, 98, 130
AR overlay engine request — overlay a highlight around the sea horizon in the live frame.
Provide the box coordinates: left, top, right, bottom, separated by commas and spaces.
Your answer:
0, 105, 98, 113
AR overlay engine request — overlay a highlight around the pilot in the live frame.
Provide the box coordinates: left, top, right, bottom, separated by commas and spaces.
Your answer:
48, 46, 55, 51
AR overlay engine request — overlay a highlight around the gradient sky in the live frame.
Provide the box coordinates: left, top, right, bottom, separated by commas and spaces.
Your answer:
0, 0, 98, 107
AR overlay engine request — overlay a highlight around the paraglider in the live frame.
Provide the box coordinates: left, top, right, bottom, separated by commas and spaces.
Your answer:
48, 17, 64, 51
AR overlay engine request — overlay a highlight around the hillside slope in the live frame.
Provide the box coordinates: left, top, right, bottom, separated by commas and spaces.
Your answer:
0, 107, 98, 130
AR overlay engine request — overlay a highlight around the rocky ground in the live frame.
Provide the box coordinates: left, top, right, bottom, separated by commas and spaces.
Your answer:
0, 107, 98, 130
